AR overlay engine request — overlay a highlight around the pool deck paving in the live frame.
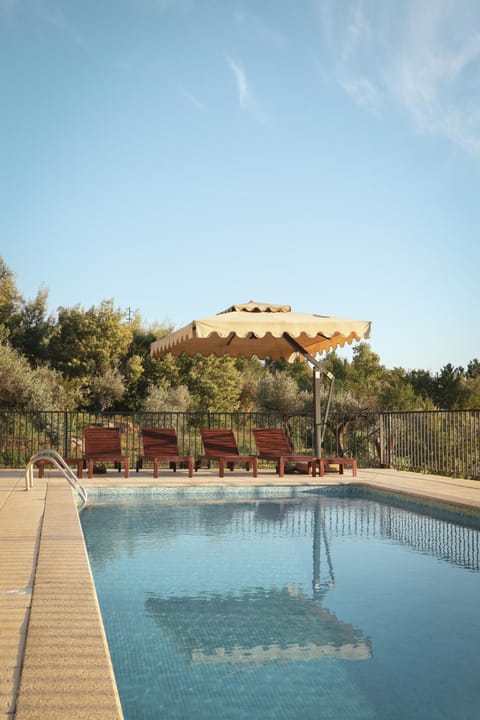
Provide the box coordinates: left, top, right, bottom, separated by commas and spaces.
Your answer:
1, 465, 480, 719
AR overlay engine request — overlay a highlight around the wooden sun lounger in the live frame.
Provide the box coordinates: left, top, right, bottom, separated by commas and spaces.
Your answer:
37, 457, 84, 479
136, 427, 193, 478
196, 428, 258, 478
317, 457, 358, 477
253, 428, 317, 478
83, 427, 129, 479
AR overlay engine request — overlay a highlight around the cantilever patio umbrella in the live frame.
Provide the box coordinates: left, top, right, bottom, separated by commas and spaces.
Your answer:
150, 301, 371, 456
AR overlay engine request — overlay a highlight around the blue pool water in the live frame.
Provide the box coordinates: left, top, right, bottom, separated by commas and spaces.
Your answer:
81, 487, 480, 720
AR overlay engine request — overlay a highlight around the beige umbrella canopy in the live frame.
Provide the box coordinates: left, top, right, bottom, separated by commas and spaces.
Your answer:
151, 301, 371, 361
151, 301, 371, 455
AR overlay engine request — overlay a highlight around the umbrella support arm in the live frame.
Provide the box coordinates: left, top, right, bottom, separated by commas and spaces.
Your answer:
283, 334, 335, 457
321, 372, 335, 445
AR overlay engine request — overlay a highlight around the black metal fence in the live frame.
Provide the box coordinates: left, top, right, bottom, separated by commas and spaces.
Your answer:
1, 409, 479, 480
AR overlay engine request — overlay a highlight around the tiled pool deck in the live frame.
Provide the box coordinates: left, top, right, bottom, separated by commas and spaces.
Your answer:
2, 465, 480, 719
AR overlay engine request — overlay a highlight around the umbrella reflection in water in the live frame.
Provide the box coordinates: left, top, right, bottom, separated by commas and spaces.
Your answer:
145, 497, 372, 666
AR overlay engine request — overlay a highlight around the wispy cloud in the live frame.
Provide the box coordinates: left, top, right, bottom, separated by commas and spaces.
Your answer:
227, 55, 248, 108
45, 7, 89, 52
0, 1, 89, 48
340, 77, 381, 115
225, 54, 270, 126
312, 0, 480, 157
179, 87, 208, 113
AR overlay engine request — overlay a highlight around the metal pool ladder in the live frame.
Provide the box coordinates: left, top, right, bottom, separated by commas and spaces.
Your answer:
25, 449, 88, 506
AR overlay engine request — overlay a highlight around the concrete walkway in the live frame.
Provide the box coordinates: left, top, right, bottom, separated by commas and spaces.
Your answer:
1, 466, 480, 719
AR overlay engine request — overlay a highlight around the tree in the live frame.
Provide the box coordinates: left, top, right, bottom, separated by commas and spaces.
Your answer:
256, 371, 310, 415
234, 356, 265, 411
342, 343, 386, 410
405, 369, 436, 404
378, 368, 434, 411
9, 287, 55, 364
323, 387, 364, 456
432, 364, 465, 410
466, 359, 480, 380
143, 384, 192, 412
284, 357, 314, 393
322, 351, 349, 384
177, 354, 242, 412
119, 318, 176, 410
88, 366, 126, 412
0, 256, 23, 341
0, 342, 34, 409
49, 300, 133, 378
0, 341, 76, 411
463, 376, 480, 409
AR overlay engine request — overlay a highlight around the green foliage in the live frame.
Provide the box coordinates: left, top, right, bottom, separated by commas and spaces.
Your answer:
405, 369, 436, 403
283, 357, 313, 393
177, 354, 242, 412
234, 357, 264, 411
464, 376, 480, 409
0, 257, 23, 341
256, 371, 310, 414
467, 359, 480, 379
88, 366, 125, 412
9, 287, 55, 364
378, 367, 435, 411
143, 384, 192, 412
1, 252, 480, 414
322, 352, 349, 383
0, 341, 75, 411
119, 321, 180, 410
49, 300, 133, 378
343, 343, 386, 410
432, 364, 465, 410
325, 386, 363, 417
0, 342, 35, 410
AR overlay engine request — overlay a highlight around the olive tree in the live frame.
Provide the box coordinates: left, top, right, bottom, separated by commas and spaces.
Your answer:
0, 341, 76, 411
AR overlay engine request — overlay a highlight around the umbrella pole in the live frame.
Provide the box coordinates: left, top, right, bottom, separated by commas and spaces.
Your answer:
283, 333, 334, 458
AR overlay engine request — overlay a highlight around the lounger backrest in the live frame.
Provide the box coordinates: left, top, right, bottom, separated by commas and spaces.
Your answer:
200, 428, 239, 456
141, 428, 179, 456
253, 428, 293, 456
84, 427, 122, 458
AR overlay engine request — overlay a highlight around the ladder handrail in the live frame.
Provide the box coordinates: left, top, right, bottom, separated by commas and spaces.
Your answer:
25, 449, 88, 506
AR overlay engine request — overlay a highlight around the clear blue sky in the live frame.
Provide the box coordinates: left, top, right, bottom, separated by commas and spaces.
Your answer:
2, 0, 479, 374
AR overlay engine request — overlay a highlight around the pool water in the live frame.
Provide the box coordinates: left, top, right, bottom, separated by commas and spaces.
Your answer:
81, 488, 480, 720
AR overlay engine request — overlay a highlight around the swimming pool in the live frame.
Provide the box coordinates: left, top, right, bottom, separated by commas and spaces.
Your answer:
81, 487, 480, 720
